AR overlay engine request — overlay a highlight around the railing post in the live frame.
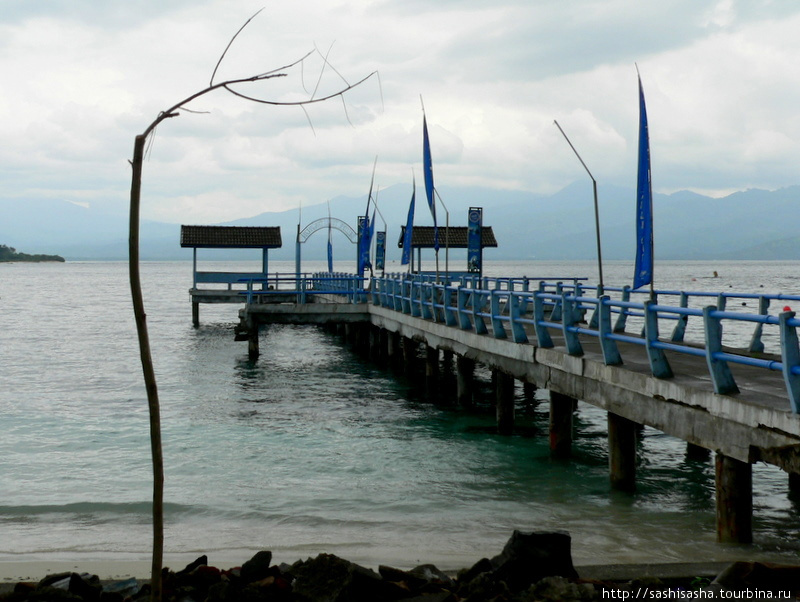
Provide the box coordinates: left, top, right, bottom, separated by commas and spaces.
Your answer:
457, 287, 473, 330
589, 284, 603, 329
614, 286, 631, 332
671, 292, 689, 342
562, 293, 583, 356
779, 311, 800, 413
490, 291, 508, 339
473, 290, 489, 335
533, 289, 554, 348
598, 296, 622, 365
444, 285, 458, 327
550, 282, 563, 322
643, 300, 673, 378
748, 295, 769, 353
422, 283, 434, 320
520, 277, 531, 315
703, 305, 739, 395
509, 293, 528, 344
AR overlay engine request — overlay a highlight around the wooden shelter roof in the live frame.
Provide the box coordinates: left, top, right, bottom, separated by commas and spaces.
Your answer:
180, 225, 282, 249
397, 226, 498, 249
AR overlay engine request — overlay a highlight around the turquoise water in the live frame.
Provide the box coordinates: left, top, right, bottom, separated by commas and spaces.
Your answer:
1, 259, 799, 570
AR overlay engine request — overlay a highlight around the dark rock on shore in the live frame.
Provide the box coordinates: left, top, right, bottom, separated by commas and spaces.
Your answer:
2, 531, 798, 601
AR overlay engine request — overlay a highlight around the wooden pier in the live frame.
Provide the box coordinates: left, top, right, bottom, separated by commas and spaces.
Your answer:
212, 273, 800, 546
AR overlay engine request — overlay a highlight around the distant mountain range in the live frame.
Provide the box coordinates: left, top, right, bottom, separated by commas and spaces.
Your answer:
3, 183, 800, 261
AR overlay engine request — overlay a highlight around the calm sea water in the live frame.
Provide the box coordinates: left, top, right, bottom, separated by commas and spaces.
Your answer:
1, 259, 800, 570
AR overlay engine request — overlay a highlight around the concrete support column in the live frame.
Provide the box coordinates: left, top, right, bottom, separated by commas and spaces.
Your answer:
378, 328, 388, 366
549, 392, 574, 458
386, 330, 401, 370
356, 324, 370, 354
715, 452, 753, 544
523, 381, 537, 403
369, 325, 381, 361
442, 350, 454, 373
247, 320, 259, 361
425, 345, 439, 398
608, 412, 637, 492
686, 442, 711, 462
456, 355, 475, 407
402, 337, 417, 377
790, 472, 800, 498
495, 370, 515, 435
192, 302, 199, 327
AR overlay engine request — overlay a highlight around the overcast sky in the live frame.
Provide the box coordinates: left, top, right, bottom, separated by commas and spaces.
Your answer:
3, 0, 800, 224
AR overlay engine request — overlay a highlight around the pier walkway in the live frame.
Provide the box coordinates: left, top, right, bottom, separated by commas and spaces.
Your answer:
226, 272, 800, 545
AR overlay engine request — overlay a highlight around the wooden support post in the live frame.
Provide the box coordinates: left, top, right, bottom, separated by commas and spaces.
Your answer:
192, 302, 199, 327
426, 345, 439, 399
495, 370, 515, 435
608, 412, 637, 492
549, 392, 574, 458
715, 452, 753, 544
456, 355, 475, 407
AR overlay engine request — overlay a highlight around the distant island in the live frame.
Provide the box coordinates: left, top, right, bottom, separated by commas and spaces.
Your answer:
0, 244, 65, 263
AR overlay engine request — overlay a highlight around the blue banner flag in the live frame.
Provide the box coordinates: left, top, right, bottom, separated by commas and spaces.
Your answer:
357, 216, 370, 276
401, 179, 415, 266
467, 207, 482, 274
422, 114, 439, 251
634, 73, 653, 290
375, 231, 386, 271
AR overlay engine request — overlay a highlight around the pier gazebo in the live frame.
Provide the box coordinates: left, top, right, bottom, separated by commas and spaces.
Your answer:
180, 225, 282, 325
398, 225, 498, 274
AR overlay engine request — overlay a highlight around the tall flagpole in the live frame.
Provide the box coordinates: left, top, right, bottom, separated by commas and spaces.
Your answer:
553, 120, 604, 290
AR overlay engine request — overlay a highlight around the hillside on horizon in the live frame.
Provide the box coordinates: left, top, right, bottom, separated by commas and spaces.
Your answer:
2, 183, 800, 262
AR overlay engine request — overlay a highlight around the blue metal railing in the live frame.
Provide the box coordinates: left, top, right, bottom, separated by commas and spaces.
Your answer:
237, 272, 800, 413
239, 273, 369, 304
369, 275, 800, 414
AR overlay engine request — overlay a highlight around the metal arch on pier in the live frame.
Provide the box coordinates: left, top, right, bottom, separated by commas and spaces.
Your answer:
299, 218, 358, 244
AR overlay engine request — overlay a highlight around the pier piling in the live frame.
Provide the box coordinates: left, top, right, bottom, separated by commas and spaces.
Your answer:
715, 452, 753, 543
402, 337, 417, 378
495, 370, 515, 435
608, 412, 637, 492
456, 355, 475, 407
549, 392, 574, 458
425, 345, 440, 398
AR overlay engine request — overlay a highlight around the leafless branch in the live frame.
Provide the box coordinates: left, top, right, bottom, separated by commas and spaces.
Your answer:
312, 42, 337, 100
210, 7, 265, 86
221, 69, 378, 106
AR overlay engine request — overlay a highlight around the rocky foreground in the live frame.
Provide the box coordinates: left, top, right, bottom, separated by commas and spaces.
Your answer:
2, 531, 799, 601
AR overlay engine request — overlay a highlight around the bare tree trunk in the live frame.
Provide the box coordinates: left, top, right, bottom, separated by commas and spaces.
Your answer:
125, 19, 377, 602
129, 133, 164, 602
